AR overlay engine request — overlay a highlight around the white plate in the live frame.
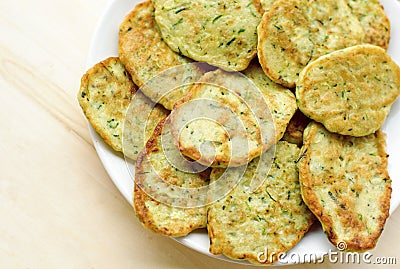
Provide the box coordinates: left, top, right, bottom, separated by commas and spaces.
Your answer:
85, 0, 400, 265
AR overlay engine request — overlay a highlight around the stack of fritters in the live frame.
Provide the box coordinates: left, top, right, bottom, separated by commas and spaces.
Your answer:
78, 0, 400, 264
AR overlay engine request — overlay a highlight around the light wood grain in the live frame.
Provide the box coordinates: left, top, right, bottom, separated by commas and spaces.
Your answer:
0, 0, 399, 268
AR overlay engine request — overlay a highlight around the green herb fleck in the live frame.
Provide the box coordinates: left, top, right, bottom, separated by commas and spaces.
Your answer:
107, 119, 119, 129
212, 15, 223, 23
328, 191, 337, 203
173, 18, 183, 27
266, 190, 276, 202
226, 38, 236, 46
261, 227, 266, 235
175, 7, 186, 14
257, 215, 266, 222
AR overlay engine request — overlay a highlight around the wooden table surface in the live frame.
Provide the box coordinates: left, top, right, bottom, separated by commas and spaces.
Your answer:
1, 0, 399, 268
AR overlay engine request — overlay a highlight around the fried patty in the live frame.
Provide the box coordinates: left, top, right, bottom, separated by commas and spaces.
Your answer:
170, 65, 296, 167
153, 0, 262, 71
208, 141, 315, 264
298, 122, 391, 251
258, 0, 364, 88
134, 118, 210, 236
78, 57, 136, 153
296, 44, 400, 137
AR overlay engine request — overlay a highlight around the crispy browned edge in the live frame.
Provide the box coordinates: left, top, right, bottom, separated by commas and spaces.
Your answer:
380, 2, 391, 50
253, 0, 264, 18
298, 122, 391, 251
134, 117, 207, 236
170, 73, 263, 168
257, 0, 296, 88
134, 118, 169, 235
78, 57, 137, 152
